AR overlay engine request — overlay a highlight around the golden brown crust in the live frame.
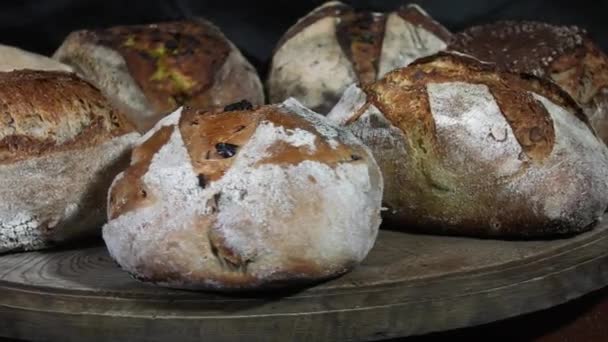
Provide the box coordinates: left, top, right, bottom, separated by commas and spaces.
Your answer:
549, 40, 608, 105
370, 52, 564, 162
350, 51, 606, 238
0, 70, 134, 164
90, 19, 231, 114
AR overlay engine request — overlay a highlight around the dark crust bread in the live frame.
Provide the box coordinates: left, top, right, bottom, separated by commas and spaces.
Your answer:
397, 4, 453, 42
449, 21, 608, 106
449, 21, 586, 75
0, 70, 134, 164
87, 19, 231, 114
336, 11, 387, 85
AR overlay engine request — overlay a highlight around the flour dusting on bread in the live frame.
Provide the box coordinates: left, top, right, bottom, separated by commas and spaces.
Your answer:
103, 100, 383, 289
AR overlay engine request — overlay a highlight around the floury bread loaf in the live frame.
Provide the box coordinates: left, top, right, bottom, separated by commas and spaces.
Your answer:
449, 21, 608, 145
54, 19, 264, 132
267, 1, 452, 113
0, 70, 140, 253
0, 44, 72, 72
102, 100, 383, 290
328, 52, 608, 237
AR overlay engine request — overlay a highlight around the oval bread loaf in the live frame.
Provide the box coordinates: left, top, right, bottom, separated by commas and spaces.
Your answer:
0, 70, 140, 253
328, 52, 608, 237
54, 19, 264, 132
267, 1, 451, 114
103, 100, 383, 290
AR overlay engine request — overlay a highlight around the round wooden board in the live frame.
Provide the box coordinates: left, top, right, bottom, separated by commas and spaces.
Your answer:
2, 218, 608, 342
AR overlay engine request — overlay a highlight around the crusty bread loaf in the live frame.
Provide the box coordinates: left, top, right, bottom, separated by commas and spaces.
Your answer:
53, 19, 264, 132
267, 1, 451, 114
449, 21, 608, 145
328, 52, 608, 237
102, 99, 383, 290
0, 44, 72, 72
0, 70, 140, 253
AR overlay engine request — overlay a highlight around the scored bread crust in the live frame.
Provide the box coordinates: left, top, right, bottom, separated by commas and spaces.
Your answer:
0, 70, 134, 163
449, 21, 608, 144
0, 70, 140, 253
53, 19, 264, 132
103, 100, 383, 290
328, 52, 608, 237
267, 1, 451, 114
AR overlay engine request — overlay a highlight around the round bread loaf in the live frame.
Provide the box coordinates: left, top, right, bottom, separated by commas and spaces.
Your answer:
449, 21, 608, 145
0, 70, 140, 253
328, 52, 608, 237
53, 19, 264, 132
102, 99, 383, 290
267, 1, 451, 114
0, 44, 72, 72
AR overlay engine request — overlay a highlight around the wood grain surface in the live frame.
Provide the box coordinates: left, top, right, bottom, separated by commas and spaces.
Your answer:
1, 217, 608, 342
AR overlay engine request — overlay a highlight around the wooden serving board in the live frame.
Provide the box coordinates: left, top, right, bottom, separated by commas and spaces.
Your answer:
1, 217, 608, 342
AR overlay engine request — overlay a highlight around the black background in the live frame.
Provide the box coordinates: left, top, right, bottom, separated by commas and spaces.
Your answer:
0, 1, 607, 341
0, 0, 607, 78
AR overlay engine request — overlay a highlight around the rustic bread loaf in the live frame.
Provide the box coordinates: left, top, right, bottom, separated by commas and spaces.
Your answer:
0, 70, 140, 253
267, 1, 451, 114
0, 44, 72, 72
449, 21, 608, 145
103, 99, 383, 290
53, 19, 264, 132
328, 52, 608, 237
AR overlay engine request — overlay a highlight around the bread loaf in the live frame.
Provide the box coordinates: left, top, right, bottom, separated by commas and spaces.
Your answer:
54, 19, 264, 132
0, 44, 72, 72
328, 52, 608, 237
449, 21, 608, 145
267, 1, 451, 114
102, 99, 383, 290
0, 70, 139, 253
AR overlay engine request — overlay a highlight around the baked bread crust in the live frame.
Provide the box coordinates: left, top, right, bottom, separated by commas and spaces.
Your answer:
449, 21, 608, 144
54, 19, 264, 132
328, 52, 608, 237
0, 70, 140, 253
0, 44, 72, 72
267, 1, 451, 114
103, 100, 383, 290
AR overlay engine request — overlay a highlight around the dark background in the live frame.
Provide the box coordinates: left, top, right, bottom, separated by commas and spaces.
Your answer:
0, 1, 607, 341
1, 0, 607, 78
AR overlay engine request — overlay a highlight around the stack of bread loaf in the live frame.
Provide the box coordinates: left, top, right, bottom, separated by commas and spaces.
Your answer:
0, 1, 607, 291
